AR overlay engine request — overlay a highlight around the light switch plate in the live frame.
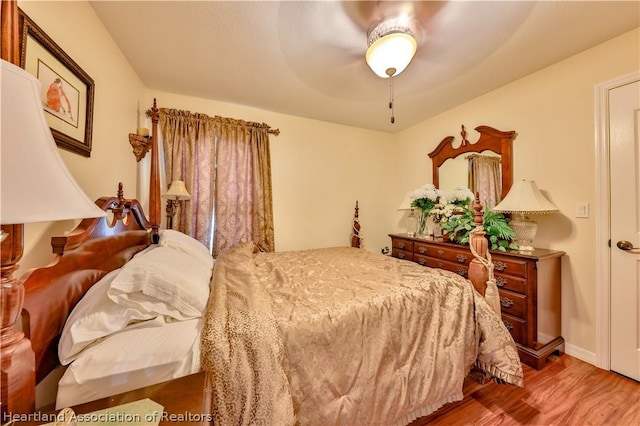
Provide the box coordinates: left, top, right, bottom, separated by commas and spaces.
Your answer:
575, 202, 589, 218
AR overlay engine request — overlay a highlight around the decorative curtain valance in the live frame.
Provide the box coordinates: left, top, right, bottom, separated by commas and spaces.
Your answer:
159, 108, 280, 135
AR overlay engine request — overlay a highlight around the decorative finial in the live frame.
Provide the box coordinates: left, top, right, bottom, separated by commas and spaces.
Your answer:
460, 124, 469, 147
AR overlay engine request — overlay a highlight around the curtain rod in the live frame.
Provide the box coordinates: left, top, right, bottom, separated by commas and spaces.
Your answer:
158, 107, 280, 136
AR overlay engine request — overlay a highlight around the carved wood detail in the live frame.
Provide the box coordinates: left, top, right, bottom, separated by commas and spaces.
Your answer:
428, 125, 516, 199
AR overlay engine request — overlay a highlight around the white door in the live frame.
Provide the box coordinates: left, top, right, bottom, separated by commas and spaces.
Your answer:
609, 79, 640, 381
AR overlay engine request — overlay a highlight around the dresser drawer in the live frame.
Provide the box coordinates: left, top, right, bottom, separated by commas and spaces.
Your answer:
498, 289, 526, 319
392, 238, 414, 252
415, 243, 472, 266
501, 313, 526, 345
494, 273, 527, 294
491, 254, 528, 278
392, 248, 413, 261
417, 255, 469, 279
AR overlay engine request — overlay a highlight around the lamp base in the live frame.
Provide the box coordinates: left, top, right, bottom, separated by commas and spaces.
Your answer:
510, 214, 537, 252
405, 209, 418, 237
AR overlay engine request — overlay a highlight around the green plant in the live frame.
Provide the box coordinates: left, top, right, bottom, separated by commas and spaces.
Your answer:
440, 207, 518, 252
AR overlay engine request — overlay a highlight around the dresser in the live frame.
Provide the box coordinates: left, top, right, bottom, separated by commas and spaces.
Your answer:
389, 233, 565, 370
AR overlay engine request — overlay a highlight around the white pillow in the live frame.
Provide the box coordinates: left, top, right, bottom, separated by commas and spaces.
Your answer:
158, 229, 213, 268
58, 269, 166, 365
56, 318, 202, 409
108, 246, 212, 321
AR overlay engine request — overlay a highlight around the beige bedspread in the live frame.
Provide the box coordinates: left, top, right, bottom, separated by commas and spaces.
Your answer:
201, 244, 523, 426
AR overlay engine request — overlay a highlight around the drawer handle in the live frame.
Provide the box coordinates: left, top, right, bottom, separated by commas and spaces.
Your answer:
456, 254, 468, 263
418, 258, 426, 266
494, 261, 507, 271
503, 320, 514, 331
496, 277, 507, 287
437, 249, 444, 255
398, 242, 406, 249
418, 246, 427, 254
398, 252, 405, 259
437, 262, 444, 268
456, 268, 467, 278
500, 297, 514, 308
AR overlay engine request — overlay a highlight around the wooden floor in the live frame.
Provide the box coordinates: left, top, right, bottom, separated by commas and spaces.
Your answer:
410, 353, 639, 425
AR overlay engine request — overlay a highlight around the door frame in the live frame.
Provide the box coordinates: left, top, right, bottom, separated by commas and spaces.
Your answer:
594, 70, 640, 370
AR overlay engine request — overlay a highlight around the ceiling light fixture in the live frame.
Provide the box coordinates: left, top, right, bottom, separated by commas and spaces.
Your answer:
365, 20, 417, 79
365, 18, 418, 124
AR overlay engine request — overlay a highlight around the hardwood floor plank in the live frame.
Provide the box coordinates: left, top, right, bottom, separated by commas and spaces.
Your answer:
409, 354, 639, 425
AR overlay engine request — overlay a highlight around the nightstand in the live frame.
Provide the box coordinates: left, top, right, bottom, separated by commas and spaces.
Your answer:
27, 372, 211, 425
390, 233, 565, 369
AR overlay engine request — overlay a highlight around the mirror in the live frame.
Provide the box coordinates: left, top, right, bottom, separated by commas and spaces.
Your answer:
428, 125, 516, 205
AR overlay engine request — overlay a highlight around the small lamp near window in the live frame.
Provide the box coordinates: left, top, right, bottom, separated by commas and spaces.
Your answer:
1, 59, 107, 414
162, 180, 191, 229
398, 191, 418, 237
493, 180, 558, 251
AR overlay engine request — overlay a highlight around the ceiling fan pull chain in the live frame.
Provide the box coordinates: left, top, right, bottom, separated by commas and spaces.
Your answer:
389, 74, 395, 124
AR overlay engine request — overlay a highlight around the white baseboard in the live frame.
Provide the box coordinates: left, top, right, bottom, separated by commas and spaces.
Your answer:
564, 342, 597, 366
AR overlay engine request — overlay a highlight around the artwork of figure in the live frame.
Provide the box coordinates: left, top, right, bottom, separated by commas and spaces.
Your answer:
45, 77, 73, 121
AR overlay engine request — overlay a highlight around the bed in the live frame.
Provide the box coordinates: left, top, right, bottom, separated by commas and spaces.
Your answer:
9, 103, 523, 425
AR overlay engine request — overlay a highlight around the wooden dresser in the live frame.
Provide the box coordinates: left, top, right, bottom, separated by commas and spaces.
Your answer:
389, 233, 565, 370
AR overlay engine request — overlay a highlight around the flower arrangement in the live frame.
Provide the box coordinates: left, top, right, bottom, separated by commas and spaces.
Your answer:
409, 183, 445, 213
427, 202, 466, 224
409, 183, 446, 235
427, 186, 475, 224
448, 186, 475, 207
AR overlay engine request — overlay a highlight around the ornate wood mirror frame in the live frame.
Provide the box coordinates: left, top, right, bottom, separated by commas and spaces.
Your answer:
428, 125, 516, 199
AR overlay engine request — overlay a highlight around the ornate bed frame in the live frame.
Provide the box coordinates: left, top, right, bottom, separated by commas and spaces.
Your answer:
2, 106, 498, 415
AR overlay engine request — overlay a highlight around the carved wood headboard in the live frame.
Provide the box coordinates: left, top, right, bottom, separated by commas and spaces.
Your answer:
20, 185, 152, 384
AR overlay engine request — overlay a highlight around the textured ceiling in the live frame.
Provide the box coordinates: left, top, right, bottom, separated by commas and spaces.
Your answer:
90, 1, 639, 133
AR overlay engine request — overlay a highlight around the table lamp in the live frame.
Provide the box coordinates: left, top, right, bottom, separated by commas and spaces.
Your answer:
1, 59, 106, 414
493, 179, 558, 251
398, 191, 418, 237
162, 180, 191, 229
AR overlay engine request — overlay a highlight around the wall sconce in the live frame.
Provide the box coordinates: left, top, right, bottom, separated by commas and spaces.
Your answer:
162, 180, 191, 229
128, 127, 151, 162
493, 179, 558, 251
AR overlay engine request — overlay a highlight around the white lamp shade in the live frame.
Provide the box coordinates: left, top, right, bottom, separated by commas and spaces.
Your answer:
397, 191, 414, 210
493, 180, 558, 214
163, 180, 191, 201
366, 32, 417, 78
1, 60, 106, 224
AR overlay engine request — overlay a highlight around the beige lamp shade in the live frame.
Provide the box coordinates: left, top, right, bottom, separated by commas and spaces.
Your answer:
493, 179, 557, 251
163, 180, 191, 201
0, 60, 106, 224
493, 180, 558, 214
397, 191, 414, 210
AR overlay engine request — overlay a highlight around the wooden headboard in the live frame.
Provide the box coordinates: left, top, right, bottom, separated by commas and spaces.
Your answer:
21, 185, 152, 384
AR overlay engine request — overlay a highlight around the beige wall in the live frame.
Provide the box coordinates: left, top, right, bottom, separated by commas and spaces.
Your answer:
18, 1, 146, 272
391, 28, 640, 357
15, 0, 640, 361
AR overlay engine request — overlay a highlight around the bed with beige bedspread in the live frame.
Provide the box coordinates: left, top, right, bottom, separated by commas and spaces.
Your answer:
201, 243, 523, 425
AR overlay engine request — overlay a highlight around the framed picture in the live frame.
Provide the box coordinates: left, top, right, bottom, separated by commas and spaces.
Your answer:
19, 9, 94, 157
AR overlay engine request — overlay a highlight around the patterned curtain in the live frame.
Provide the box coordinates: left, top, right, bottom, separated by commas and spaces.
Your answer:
468, 155, 502, 210
159, 109, 275, 256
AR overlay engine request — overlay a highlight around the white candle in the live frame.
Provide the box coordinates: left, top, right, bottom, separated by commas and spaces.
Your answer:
136, 127, 149, 137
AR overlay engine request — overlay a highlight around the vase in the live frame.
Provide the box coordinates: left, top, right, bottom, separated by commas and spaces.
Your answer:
417, 211, 428, 236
